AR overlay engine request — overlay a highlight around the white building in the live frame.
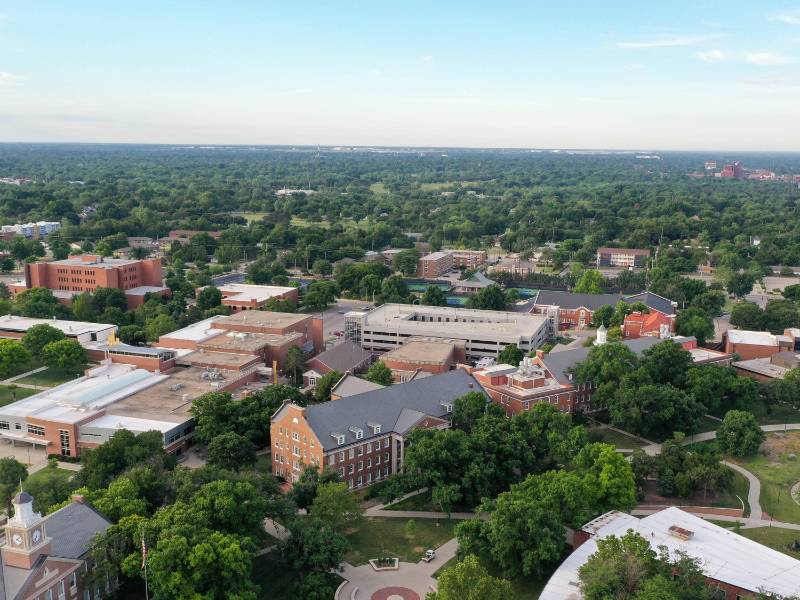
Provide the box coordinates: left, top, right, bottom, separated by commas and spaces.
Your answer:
0, 315, 116, 346
0, 221, 61, 239
540, 507, 800, 600
344, 303, 548, 361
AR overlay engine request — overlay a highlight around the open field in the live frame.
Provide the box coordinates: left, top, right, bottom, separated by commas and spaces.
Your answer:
588, 427, 648, 450
732, 431, 800, 523
15, 367, 81, 388
0, 385, 37, 407
289, 216, 331, 228
344, 517, 457, 565
738, 527, 800, 559
370, 182, 389, 195
419, 180, 484, 192
231, 211, 268, 223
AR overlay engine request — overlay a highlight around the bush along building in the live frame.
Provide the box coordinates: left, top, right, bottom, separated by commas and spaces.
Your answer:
270, 369, 484, 488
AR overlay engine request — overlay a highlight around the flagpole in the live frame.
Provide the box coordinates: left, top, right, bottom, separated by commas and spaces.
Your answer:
142, 534, 150, 600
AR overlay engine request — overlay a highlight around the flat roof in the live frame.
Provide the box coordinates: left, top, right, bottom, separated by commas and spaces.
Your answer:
125, 285, 169, 296
200, 330, 302, 352
156, 317, 223, 344
51, 256, 140, 268
179, 350, 262, 369
727, 329, 780, 346
596, 247, 650, 255
214, 311, 311, 329
360, 303, 547, 339
540, 507, 800, 599
420, 251, 452, 260
383, 340, 456, 365
217, 283, 296, 303
0, 315, 115, 336
733, 358, 790, 378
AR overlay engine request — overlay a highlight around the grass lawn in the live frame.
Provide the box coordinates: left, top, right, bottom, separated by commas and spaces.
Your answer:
755, 403, 800, 425
252, 554, 343, 599
434, 552, 553, 599
25, 466, 75, 488
713, 469, 750, 516
15, 367, 81, 388
370, 182, 389, 194
588, 427, 647, 450
289, 216, 331, 228
344, 517, 457, 565
738, 527, 800, 559
232, 211, 268, 223
384, 490, 473, 514
731, 432, 800, 524
0, 385, 37, 406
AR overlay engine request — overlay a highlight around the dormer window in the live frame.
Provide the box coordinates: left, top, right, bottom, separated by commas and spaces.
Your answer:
331, 432, 345, 445
441, 402, 453, 413
367, 421, 381, 434
349, 426, 364, 440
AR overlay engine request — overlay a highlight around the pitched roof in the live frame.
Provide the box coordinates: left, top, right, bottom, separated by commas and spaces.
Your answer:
45, 501, 112, 559
330, 374, 385, 398
534, 290, 624, 311
460, 271, 495, 287
310, 340, 372, 373
303, 369, 483, 450
540, 337, 663, 384
623, 292, 676, 315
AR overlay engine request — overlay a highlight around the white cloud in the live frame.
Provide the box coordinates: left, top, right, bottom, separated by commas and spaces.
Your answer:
0, 72, 24, 86
421, 55, 434, 63
617, 35, 721, 49
771, 9, 800, 25
696, 49, 726, 63
744, 52, 797, 65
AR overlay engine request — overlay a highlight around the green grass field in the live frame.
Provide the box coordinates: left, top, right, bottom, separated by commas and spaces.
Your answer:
732, 432, 800, 523
289, 216, 331, 228
232, 211, 268, 223
0, 385, 37, 406
755, 403, 800, 425
370, 182, 389, 195
344, 517, 457, 565
419, 181, 484, 192
14, 368, 81, 388
739, 527, 800, 559
588, 427, 648, 450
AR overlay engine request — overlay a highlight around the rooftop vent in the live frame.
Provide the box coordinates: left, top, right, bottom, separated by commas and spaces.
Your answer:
668, 525, 694, 541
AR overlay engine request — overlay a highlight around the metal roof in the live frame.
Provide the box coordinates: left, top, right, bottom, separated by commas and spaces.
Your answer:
45, 501, 112, 559
310, 340, 372, 373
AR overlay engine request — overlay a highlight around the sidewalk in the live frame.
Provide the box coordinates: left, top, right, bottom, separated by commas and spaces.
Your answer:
642, 423, 800, 456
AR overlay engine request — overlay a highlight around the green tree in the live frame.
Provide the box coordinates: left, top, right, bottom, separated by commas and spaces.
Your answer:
288, 464, 341, 510
22, 323, 65, 359
591, 304, 615, 328
41, 339, 87, 372
0, 457, 28, 514
71, 292, 97, 321
364, 360, 393, 386
426, 554, 514, 600
312, 258, 332, 276
380, 275, 410, 303
421, 285, 447, 306
284, 346, 306, 386
574, 269, 604, 294
730, 301, 764, 330
313, 370, 343, 403
573, 443, 637, 513
23, 459, 77, 513
78, 429, 172, 490
118, 325, 147, 345
0, 339, 31, 378
196, 285, 222, 310
392, 249, 421, 276
573, 342, 639, 409
716, 410, 765, 457
207, 432, 257, 471
452, 391, 498, 433
497, 344, 524, 366
310, 481, 362, 532
675, 307, 714, 345
144, 314, 178, 341
727, 272, 756, 299
466, 284, 507, 311
281, 518, 348, 577
432, 483, 462, 519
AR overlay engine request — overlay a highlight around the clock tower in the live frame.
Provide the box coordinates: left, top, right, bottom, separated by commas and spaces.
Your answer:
2, 491, 51, 569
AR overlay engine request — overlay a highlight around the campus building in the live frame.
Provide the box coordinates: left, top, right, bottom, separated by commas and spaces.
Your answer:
212, 283, 299, 311
450, 249, 487, 269
416, 251, 454, 278
9, 254, 169, 308
0, 491, 112, 600
302, 340, 373, 388
596, 247, 650, 268
0, 221, 61, 240
621, 310, 676, 339
0, 315, 116, 347
540, 507, 800, 600
270, 369, 483, 489
379, 338, 465, 382
473, 335, 731, 416
527, 290, 676, 336
732, 348, 800, 382
344, 304, 548, 362
724, 328, 800, 360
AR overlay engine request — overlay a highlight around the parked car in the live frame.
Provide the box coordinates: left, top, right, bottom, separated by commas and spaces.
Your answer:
422, 549, 436, 562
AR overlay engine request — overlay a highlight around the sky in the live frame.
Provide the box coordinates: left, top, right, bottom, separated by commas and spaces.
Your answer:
1, 1, 800, 150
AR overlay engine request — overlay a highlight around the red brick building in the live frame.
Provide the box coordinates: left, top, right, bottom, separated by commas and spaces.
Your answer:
380, 338, 464, 382
10, 254, 169, 308
724, 328, 798, 360
596, 247, 650, 268
416, 251, 454, 277
450, 250, 487, 269
270, 369, 482, 489
622, 310, 676, 339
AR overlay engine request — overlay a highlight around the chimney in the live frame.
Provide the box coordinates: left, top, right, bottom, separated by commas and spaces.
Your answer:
468, 382, 474, 389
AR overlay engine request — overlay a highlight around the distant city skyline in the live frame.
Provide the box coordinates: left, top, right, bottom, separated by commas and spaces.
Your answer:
1, 1, 800, 150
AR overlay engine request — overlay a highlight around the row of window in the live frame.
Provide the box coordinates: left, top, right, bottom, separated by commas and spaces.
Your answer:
327, 437, 390, 464
337, 454, 388, 476
347, 467, 391, 488
33, 571, 77, 600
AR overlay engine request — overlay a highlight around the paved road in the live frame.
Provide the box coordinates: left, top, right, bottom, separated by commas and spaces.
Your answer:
314, 299, 374, 341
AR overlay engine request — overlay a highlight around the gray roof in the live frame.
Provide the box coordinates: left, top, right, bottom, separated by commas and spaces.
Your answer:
310, 340, 372, 373
532, 290, 675, 315
541, 337, 664, 384
461, 271, 496, 287
330, 374, 385, 398
13, 492, 32, 504
304, 369, 483, 451
45, 501, 111, 559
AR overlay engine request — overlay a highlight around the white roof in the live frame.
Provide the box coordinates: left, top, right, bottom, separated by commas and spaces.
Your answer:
540, 507, 800, 599
82, 413, 177, 434
0, 364, 166, 425
156, 317, 223, 344
218, 283, 295, 303
0, 315, 115, 336
727, 329, 780, 346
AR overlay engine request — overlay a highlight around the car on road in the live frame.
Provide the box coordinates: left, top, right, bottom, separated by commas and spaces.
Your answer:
422, 549, 436, 562
337, 309, 347, 314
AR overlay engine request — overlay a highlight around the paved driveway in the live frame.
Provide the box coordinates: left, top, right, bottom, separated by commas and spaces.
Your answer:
0, 440, 47, 466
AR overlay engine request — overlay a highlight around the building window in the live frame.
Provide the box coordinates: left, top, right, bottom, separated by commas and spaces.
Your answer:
27, 424, 45, 436
339, 451, 344, 461
358, 461, 363, 471
60, 430, 71, 456
348, 448, 354, 459
348, 464, 354, 474
292, 432, 300, 441
328, 455, 335, 466
384, 438, 390, 448
59, 579, 66, 597
0, 421, 8, 430
357, 446, 363, 456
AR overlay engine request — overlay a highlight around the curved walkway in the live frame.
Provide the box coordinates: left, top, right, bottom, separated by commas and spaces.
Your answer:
722, 460, 763, 519
642, 423, 800, 456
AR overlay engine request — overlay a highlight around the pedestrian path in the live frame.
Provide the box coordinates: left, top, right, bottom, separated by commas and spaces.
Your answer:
642, 423, 800, 456
0, 366, 47, 385
723, 460, 763, 519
